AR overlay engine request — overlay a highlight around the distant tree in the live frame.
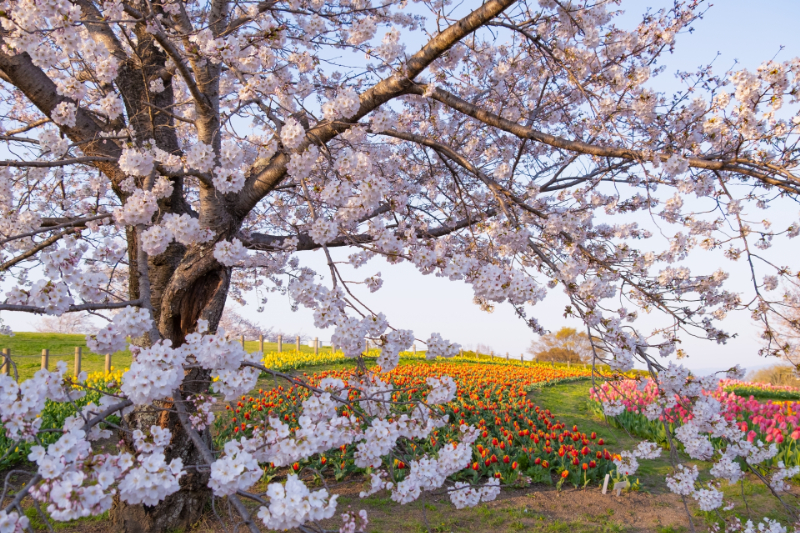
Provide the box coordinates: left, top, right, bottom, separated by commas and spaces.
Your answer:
269, 331, 312, 343
764, 288, 800, 364
35, 312, 97, 334
746, 364, 800, 388
528, 327, 592, 363
475, 343, 496, 357
218, 306, 268, 339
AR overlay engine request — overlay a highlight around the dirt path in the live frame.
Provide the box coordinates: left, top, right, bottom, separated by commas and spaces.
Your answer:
326, 481, 692, 533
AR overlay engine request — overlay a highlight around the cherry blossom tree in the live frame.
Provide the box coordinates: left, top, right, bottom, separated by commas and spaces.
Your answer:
35, 311, 97, 334
528, 327, 592, 363
0, 0, 799, 531
218, 305, 268, 339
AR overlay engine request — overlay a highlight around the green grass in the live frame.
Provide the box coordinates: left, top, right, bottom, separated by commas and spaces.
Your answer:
243, 339, 338, 355
0, 333, 343, 382
723, 386, 800, 401
530, 381, 690, 484
24, 508, 110, 530
0, 332, 132, 381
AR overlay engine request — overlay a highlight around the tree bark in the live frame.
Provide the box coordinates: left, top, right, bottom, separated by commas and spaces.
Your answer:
111, 238, 233, 531
111, 369, 213, 533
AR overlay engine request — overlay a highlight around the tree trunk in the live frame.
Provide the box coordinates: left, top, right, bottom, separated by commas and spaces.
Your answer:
111, 244, 233, 532
111, 370, 212, 532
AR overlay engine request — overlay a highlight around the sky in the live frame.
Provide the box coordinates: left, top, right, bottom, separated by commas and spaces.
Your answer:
2, 0, 799, 374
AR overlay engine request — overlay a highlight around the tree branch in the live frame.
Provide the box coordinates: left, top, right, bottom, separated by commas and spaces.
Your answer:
233, 0, 518, 214
412, 85, 800, 194
0, 300, 143, 314
0, 214, 111, 246
243, 208, 497, 252
0, 157, 117, 168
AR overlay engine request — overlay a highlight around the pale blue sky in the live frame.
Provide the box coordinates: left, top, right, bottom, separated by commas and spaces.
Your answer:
226, 0, 800, 372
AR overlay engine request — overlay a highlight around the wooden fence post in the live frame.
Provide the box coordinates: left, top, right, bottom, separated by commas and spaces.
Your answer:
1, 348, 9, 375
295, 336, 300, 351
413, 344, 416, 355
74, 347, 82, 377
331, 341, 336, 353
278, 335, 282, 352
105, 353, 112, 374
314, 337, 319, 356
259, 334, 264, 352
240, 335, 245, 348
41, 349, 49, 371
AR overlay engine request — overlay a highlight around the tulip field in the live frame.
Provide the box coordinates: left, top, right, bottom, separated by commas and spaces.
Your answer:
590, 378, 800, 469
215, 362, 620, 489
4, 335, 800, 532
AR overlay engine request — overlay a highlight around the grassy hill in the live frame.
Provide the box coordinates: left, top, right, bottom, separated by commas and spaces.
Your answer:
0, 332, 343, 381
0, 332, 132, 381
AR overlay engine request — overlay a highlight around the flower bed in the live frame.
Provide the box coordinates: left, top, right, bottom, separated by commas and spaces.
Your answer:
0, 367, 125, 470
216, 362, 619, 488
590, 378, 800, 468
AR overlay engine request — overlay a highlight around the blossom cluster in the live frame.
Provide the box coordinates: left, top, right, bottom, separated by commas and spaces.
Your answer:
449, 479, 501, 509
1, 0, 800, 530
593, 363, 798, 511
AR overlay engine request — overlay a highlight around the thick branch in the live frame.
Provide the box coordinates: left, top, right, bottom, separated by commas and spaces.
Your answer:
233, 0, 518, 214
0, 157, 117, 168
0, 229, 78, 271
243, 208, 497, 251
413, 85, 800, 194
0, 214, 110, 246
0, 300, 143, 314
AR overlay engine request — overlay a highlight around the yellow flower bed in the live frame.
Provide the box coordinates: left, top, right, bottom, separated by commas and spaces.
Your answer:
82, 367, 127, 389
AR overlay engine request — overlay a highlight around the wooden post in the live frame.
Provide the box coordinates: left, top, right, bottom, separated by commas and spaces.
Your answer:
240, 335, 245, 348
74, 347, 82, 377
295, 336, 300, 351
413, 344, 416, 355
567, 361, 570, 368
278, 335, 283, 352
506, 352, 509, 360
105, 353, 112, 374
259, 334, 264, 352
1, 348, 9, 375
331, 341, 336, 353
314, 337, 319, 356
41, 349, 49, 371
